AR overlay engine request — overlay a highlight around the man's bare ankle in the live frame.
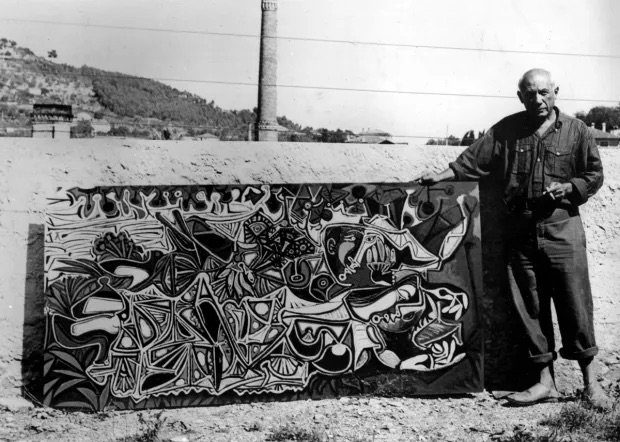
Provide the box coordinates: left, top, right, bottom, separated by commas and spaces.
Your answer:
539, 374, 557, 391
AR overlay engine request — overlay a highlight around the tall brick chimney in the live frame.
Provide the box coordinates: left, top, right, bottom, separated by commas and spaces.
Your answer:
256, 0, 278, 141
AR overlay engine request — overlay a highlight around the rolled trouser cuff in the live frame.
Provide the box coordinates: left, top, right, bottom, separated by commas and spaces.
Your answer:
559, 346, 598, 360
530, 351, 556, 365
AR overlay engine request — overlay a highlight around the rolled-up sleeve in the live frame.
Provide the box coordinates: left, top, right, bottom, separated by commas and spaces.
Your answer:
449, 129, 497, 180
569, 126, 603, 205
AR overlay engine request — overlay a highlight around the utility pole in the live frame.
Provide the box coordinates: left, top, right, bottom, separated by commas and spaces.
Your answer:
255, 0, 279, 141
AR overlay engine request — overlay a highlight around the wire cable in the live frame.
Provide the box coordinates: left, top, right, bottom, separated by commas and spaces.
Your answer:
2, 17, 620, 60
1, 66, 618, 103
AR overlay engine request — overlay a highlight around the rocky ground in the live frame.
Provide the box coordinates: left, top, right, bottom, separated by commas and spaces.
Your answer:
0, 386, 618, 442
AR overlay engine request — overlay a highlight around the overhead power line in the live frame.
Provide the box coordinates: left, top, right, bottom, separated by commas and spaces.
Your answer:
1, 67, 618, 104
2, 17, 620, 60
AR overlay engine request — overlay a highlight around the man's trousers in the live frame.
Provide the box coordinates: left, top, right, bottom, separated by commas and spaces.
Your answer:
505, 208, 598, 365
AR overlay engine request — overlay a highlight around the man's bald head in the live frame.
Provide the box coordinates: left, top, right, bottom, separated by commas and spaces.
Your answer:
518, 69, 555, 92
517, 69, 559, 121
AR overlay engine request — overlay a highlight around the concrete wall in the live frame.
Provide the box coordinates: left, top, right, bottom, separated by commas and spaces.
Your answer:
1, 139, 619, 400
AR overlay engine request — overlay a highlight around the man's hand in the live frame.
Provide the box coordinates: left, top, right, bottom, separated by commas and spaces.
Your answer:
413, 168, 456, 186
543, 182, 573, 200
414, 171, 442, 185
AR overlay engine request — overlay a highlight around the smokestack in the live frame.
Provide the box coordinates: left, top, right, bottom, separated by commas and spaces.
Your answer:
602, 122, 607, 132
256, 0, 278, 142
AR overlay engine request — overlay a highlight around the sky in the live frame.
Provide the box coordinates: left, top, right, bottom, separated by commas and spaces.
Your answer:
1, 0, 619, 142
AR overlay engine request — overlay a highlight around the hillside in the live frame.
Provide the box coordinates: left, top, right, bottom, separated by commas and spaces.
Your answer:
0, 38, 350, 141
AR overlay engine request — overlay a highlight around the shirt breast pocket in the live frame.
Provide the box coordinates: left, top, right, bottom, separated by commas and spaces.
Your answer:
511, 143, 534, 175
544, 144, 573, 178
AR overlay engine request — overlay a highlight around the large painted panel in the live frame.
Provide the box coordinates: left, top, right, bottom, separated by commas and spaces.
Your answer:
43, 182, 483, 410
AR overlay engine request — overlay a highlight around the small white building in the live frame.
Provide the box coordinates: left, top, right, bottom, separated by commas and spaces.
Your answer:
345, 128, 394, 144
91, 119, 111, 134
75, 112, 93, 121
193, 132, 220, 140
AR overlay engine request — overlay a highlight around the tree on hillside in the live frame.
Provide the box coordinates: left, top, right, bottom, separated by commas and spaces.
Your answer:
277, 115, 302, 132
315, 128, 351, 143
0, 42, 356, 141
110, 125, 130, 137
460, 130, 476, 146
426, 135, 460, 146
575, 105, 620, 131
71, 120, 94, 138
446, 135, 460, 145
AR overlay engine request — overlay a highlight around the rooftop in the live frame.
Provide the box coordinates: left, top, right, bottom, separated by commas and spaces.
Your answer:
589, 127, 620, 139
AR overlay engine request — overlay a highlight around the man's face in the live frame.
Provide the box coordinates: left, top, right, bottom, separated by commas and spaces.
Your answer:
517, 73, 558, 120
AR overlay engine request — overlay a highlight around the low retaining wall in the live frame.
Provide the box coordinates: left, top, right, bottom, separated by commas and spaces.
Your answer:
0, 139, 618, 400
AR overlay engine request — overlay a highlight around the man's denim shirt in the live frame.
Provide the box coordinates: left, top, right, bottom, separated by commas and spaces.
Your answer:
449, 107, 603, 211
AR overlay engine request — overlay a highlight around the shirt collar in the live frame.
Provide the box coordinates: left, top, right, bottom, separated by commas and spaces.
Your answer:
553, 107, 563, 129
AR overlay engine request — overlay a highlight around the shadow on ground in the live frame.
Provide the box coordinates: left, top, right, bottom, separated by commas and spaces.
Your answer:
21, 223, 46, 402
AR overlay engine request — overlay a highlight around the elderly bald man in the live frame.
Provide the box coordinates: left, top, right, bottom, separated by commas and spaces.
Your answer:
417, 69, 613, 410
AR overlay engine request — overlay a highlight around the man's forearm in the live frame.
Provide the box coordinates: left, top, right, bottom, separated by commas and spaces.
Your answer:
437, 168, 456, 182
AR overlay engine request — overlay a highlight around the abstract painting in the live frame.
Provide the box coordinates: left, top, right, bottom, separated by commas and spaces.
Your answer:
43, 182, 483, 410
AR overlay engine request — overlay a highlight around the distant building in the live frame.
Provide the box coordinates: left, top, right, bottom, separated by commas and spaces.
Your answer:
32, 104, 73, 139
91, 119, 111, 134
345, 128, 406, 144
275, 124, 291, 133
0, 122, 30, 137
193, 132, 219, 140
75, 112, 93, 121
589, 122, 620, 147
18, 104, 33, 113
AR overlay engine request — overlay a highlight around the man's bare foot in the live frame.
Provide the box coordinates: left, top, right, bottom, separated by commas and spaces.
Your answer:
583, 383, 615, 411
505, 383, 560, 406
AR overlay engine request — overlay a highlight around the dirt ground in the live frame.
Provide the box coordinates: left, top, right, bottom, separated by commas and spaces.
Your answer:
0, 253, 617, 442
0, 392, 595, 442
0, 382, 618, 442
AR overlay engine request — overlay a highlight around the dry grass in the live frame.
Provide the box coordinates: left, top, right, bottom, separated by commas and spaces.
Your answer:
265, 423, 325, 442
114, 411, 166, 442
499, 398, 620, 442
540, 399, 620, 441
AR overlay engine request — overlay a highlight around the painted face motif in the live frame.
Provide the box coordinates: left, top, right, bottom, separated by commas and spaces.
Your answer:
346, 276, 426, 333
323, 225, 396, 287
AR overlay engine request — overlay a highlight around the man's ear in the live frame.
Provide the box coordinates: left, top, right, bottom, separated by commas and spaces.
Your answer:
517, 90, 524, 104
554, 86, 559, 96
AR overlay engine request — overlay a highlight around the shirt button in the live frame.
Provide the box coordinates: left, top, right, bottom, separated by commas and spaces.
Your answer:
556, 152, 560, 155
520, 149, 524, 152
537, 158, 540, 162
